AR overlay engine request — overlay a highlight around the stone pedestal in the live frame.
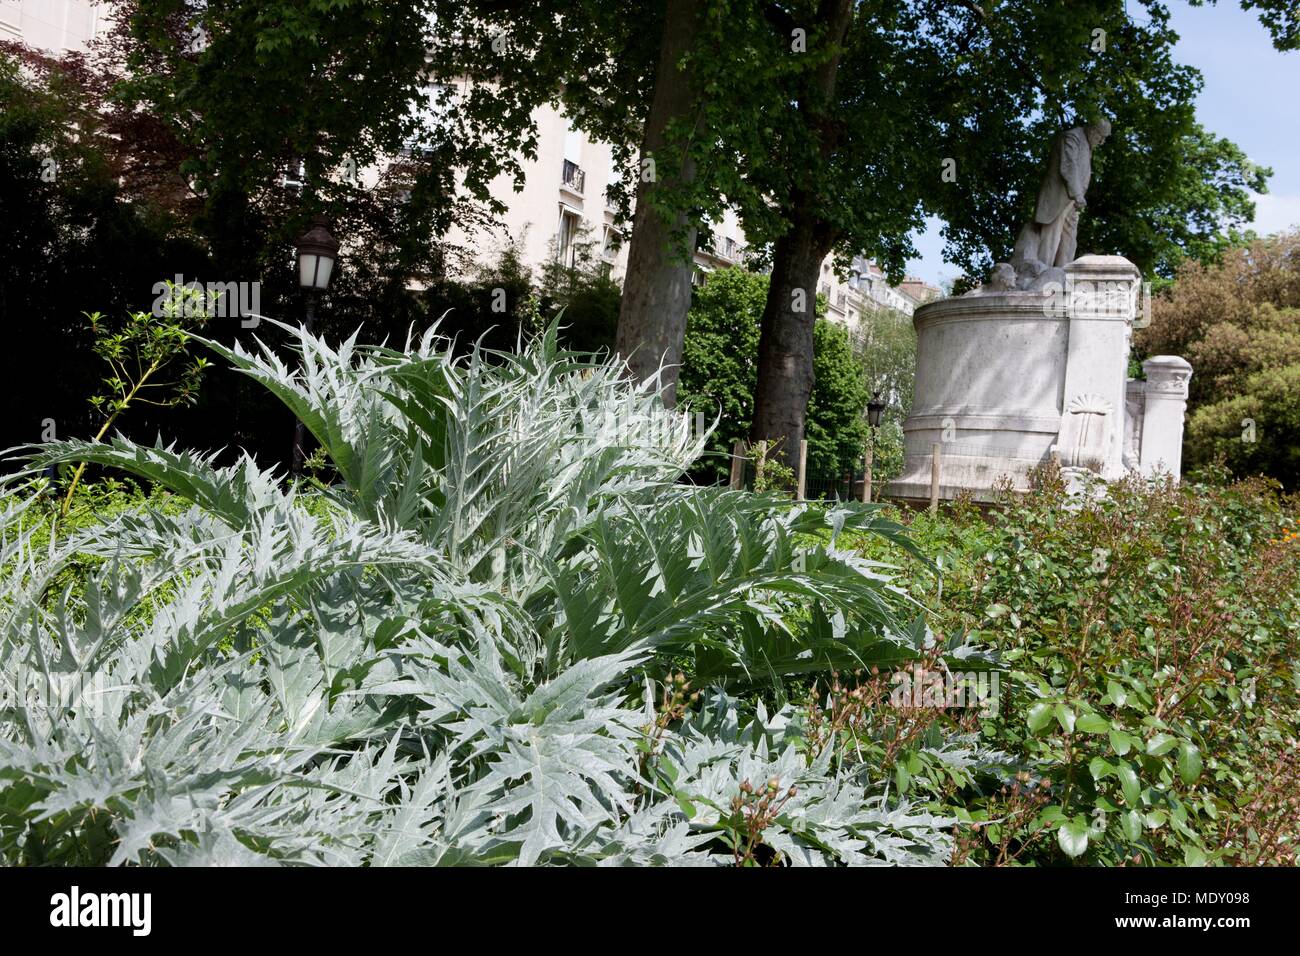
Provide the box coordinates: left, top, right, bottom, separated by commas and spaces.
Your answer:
1135, 355, 1193, 479
885, 254, 1191, 504
883, 291, 1069, 502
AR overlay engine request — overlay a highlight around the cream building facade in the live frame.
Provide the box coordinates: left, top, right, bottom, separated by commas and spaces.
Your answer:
438, 86, 751, 286
443, 89, 937, 327
0, 0, 103, 53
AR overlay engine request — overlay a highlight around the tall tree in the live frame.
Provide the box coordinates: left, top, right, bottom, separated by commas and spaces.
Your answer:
93, 0, 1293, 458
440, 1, 795, 403
746, 0, 945, 460
676, 267, 869, 481
613, 0, 703, 400
754, 0, 883, 463
1137, 232, 1300, 486
743, 0, 1276, 462
116, 0, 471, 297
928, 1, 1272, 282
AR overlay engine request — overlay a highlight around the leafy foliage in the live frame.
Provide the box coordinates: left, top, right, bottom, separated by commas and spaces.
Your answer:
852, 470, 1300, 865
805, 321, 870, 477
0, 44, 212, 457
59, 287, 211, 516
677, 268, 870, 481
850, 305, 916, 487
0, 323, 961, 866
1137, 232, 1300, 486
923, 1, 1271, 283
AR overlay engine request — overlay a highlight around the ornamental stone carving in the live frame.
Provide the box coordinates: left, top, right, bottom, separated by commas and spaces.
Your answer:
1055, 393, 1114, 473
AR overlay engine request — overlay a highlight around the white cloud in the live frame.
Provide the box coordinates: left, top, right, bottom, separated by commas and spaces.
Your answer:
1249, 192, 1300, 236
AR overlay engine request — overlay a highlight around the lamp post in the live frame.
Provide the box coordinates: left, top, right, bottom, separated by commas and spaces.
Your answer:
292, 215, 339, 474
863, 391, 886, 503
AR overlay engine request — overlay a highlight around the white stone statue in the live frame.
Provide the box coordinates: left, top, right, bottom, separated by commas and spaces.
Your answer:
1018, 118, 1112, 267
885, 115, 1200, 507
981, 117, 1112, 293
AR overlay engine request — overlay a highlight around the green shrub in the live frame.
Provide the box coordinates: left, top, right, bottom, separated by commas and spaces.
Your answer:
850, 305, 916, 486
855, 472, 1300, 865
1137, 233, 1300, 488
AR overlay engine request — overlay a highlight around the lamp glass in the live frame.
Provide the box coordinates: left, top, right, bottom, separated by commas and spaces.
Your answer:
314, 255, 334, 290
298, 252, 319, 289
298, 251, 337, 291
867, 394, 885, 429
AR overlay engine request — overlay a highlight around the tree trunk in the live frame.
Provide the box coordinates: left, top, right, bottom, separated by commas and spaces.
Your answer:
750, 0, 853, 460
614, 0, 701, 406
751, 214, 836, 461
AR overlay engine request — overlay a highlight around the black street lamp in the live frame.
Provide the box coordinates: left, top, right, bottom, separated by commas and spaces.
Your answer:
297, 215, 339, 296
867, 391, 886, 430
292, 215, 339, 474
863, 391, 886, 502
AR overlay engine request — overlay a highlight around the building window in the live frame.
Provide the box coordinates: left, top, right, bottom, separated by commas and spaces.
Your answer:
605, 150, 620, 210
601, 225, 621, 261
562, 159, 586, 194
557, 208, 581, 267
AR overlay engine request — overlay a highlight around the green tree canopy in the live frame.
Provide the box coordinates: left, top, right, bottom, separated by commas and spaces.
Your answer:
1138, 232, 1300, 486
677, 268, 868, 482
728, 0, 1274, 465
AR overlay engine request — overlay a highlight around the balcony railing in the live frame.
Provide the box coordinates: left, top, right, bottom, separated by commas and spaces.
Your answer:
561, 159, 585, 194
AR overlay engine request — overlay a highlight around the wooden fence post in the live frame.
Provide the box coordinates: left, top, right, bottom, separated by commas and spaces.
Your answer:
796, 440, 808, 500
755, 440, 768, 490
729, 439, 747, 490
929, 442, 942, 514
861, 443, 873, 503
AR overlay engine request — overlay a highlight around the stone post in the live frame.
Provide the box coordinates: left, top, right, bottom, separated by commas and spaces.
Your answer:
1138, 355, 1193, 481
1057, 255, 1141, 479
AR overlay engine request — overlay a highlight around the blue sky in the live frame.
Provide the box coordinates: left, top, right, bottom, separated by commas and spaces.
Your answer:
905, 0, 1300, 287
